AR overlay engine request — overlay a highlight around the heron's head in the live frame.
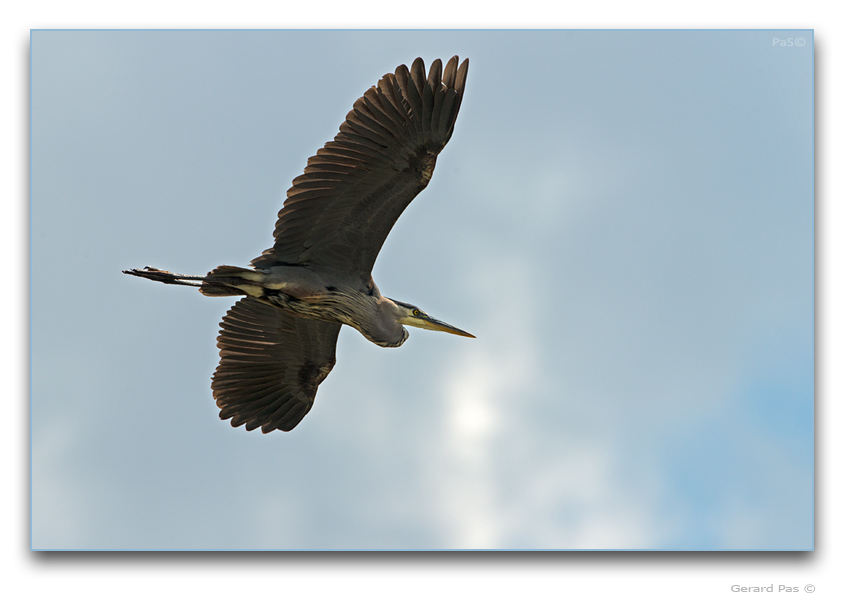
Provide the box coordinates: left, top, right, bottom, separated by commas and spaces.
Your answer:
391, 299, 475, 339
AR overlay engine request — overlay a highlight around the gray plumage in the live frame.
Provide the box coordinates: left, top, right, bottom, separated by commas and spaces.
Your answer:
124, 56, 472, 433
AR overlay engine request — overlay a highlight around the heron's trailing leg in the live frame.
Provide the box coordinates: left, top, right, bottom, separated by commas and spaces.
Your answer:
123, 265, 265, 297
122, 267, 204, 287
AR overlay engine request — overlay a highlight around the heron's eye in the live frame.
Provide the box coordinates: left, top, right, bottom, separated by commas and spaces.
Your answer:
413, 309, 420, 316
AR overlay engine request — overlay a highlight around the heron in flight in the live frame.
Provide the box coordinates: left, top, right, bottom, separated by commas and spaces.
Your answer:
124, 56, 473, 433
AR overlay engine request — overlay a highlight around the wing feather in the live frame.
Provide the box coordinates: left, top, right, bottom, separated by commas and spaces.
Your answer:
212, 298, 342, 433
252, 57, 469, 285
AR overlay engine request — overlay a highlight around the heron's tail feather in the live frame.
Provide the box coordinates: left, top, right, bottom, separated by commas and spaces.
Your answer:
198, 265, 267, 297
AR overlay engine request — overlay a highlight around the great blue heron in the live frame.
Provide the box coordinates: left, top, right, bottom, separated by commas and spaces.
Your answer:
124, 56, 473, 433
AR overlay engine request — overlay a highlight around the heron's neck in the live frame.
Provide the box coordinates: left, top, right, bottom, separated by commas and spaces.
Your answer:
353, 295, 408, 348
264, 284, 408, 348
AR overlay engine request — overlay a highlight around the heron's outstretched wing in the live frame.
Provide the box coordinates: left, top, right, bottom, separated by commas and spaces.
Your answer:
212, 298, 342, 433
251, 56, 469, 286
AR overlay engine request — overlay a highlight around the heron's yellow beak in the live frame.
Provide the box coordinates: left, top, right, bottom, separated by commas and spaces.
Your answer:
402, 313, 475, 338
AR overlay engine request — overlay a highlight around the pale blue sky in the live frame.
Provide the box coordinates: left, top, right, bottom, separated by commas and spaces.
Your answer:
31, 29, 813, 550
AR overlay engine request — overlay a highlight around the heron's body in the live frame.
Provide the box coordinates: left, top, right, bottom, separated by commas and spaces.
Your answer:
147, 265, 411, 347
125, 56, 471, 433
